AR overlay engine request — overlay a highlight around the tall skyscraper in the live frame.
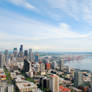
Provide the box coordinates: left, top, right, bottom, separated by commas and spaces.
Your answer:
29, 49, 33, 62
19, 45, 23, 57
4, 50, 9, 63
35, 52, 39, 62
4, 50, 8, 57
49, 74, 59, 92
60, 58, 64, 70
0, 53, 5, 68
23, 59, 30, 72
74, 70, 83, 87
40, 77, 50, 90
24, 50, 28, 57
20, 45, 23, 52
52, 61, 57, 69
13, 48, 18, 57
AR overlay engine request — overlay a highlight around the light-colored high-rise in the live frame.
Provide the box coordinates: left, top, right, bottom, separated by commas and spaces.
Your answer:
49, 74, 59, 92
0, 53, 5, 68
29, 49, 33, 62
8, 85, 14, 92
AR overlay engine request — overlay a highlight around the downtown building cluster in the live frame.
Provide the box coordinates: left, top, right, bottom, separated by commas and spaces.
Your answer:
0, 45, 92, 92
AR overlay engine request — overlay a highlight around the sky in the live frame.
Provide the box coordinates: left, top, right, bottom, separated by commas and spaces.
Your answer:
0, 0, 92, 52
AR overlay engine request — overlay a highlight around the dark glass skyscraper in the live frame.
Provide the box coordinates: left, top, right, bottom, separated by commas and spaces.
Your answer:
24, 50, 28, 57
20, 45, 23, 52
19, 45, 23, 57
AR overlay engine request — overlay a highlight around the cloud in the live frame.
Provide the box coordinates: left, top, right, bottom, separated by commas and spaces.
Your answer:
7, 0, 36, 10
3, 0, 92, 24
0, 14, 90, 41
46, 0, 92, 25
0, 8, 92, 41
0, 8, 92, 51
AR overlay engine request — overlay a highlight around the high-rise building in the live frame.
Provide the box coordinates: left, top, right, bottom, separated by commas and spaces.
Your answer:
35, 52, 39, 62
45, 63, 51, 70
8, 85, 14, 92
74, 70, 83, 87
40, 77, 50, 90
13, 48, 18, 57
19, 45, 23, 57
33, 63, 40, 72
4, 50, 9, 63
20, 45, 23, 52
28, 62, 33, 78
23, 59, 30, 72
0, 53, 5, 68
29, 49, 33, 62
0, 83, 14, 92
4, 50, 8, 57
52, 61, 57, 69
49, 74, 59, 92
23, 59, 33, 78
60, 59, 64, 70
40, 63, 45, 72
24, 50, 28, 57
0, 86, 7, 92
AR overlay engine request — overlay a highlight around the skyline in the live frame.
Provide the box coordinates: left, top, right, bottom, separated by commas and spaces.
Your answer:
0, 0, 92, 52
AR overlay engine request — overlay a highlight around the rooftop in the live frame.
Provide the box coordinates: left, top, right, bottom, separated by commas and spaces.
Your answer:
16, 81, 37, 89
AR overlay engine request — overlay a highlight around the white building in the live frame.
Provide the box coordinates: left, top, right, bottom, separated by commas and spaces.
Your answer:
49, 74, 59, 92
16, 81, 37, 92
0, 83, 14, 92
8, 85, 14, 92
